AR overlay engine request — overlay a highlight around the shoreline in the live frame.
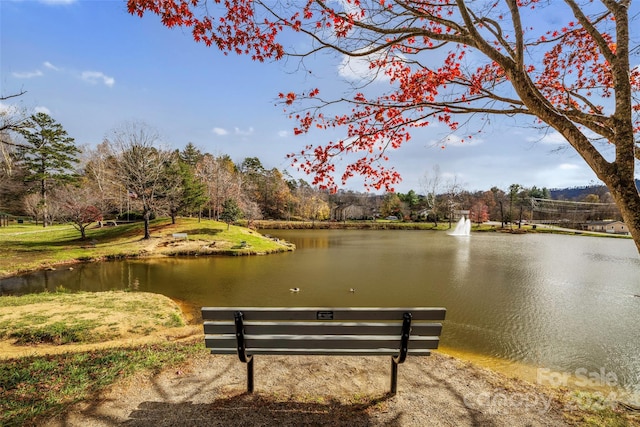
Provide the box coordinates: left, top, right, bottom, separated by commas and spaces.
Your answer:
0, 219, 294, 280
1, 219, 632, 281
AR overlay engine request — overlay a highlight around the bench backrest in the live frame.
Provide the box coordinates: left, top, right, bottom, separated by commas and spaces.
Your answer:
202, 307, 446, 356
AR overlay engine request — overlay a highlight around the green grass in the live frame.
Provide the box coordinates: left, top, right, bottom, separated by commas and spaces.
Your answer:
0, 290, 200, 426
0, 291, 187, 345
0, 218, 293, 278
0, 341, 204, 427
9, 320, 98, 345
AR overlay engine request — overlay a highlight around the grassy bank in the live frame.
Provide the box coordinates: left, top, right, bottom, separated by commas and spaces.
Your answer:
1, 340, 203, 426
0, 290, 203, 426
0, 291, 185, 347
0, 218, 293, 279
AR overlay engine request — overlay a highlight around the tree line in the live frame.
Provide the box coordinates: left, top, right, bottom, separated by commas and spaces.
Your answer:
125, 1, 640, 254
0, 113, 622, 240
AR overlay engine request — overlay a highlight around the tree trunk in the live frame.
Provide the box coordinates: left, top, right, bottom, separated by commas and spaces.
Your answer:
41, 177, 47, 228
143, 210, 151, 239
518, 205, 523, 229
603, 174, 640, 254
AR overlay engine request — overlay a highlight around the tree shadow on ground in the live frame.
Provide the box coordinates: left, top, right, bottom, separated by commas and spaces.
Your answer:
45, 354, 570, 426
121, 394, 396, 427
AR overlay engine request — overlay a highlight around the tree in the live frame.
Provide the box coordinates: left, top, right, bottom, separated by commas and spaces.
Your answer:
179, 142, 204, 167
128, 0, 640, 254
54, 183, 103, 239
444, 176, 464, 228
0, 90, 28, 143
381, 192, 403, 219
220, 198, 241, 230
16, 112, 80, 227
420, 165, 443, 226
106, 122, 172, 239
180, 161, 208, 219
398, 189, 420, 219
490, 186, 507, 227
196, 154, 239, 220
508, 184, 522, 229
0, 140, 28, 215
161, 152, 187, 224
470, 201, 489, 225
83, 141, 121, 217
162, 156, 208, 223
23, 193, 43, 225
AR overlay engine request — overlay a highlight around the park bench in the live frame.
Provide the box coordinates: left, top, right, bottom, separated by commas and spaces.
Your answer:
172, 232, 188, 241
202, 306, 446, 395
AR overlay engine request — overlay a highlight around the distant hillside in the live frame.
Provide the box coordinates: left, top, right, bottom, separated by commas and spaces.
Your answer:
549, 179, 640, 200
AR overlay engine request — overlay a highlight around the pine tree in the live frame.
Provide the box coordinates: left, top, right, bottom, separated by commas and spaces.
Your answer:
17, 113, 80, 227
220, 198, 241, 230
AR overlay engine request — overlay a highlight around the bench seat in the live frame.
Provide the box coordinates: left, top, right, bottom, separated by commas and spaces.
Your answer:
202, 307, 446, 394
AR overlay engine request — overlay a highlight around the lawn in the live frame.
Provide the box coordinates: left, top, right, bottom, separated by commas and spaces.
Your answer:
0, 218, 293, 279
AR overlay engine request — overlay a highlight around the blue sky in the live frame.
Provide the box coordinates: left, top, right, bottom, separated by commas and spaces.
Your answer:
1, 0, 636, 194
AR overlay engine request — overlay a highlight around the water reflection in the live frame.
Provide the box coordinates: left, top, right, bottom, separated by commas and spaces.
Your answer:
1, 230, 639, 396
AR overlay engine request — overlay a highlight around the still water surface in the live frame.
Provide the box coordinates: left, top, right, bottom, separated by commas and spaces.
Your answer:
2, 230, 639, 393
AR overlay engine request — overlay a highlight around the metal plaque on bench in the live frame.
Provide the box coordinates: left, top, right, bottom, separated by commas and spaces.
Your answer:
316, 311, 334, 320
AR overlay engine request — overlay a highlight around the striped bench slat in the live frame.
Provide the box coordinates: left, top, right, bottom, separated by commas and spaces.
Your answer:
204, 321, 443, 336
201, 307, 445, 395
205, 335, 440, 350
206, 348, 433, 356
202, 307, 446, 322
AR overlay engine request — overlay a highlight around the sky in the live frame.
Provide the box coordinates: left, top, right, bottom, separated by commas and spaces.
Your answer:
1, 0, 638, 194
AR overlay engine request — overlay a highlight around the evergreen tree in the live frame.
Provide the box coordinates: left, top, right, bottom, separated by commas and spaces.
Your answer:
179, 142, 204, 167
180, 162, 208, 219
17, 112, 80, 226
220, 198, 241, 230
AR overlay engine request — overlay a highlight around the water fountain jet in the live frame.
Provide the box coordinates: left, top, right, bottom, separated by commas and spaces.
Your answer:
449, 216, 471, 236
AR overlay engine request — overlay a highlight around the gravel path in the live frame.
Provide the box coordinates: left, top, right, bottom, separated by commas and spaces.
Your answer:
44, 350, 572, 426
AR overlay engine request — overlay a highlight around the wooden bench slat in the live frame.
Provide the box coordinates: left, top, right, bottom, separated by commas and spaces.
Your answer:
202, 307, 446, 321
205, 335, 439, 350
207, 348, 433, 356
204, 321, 443, 336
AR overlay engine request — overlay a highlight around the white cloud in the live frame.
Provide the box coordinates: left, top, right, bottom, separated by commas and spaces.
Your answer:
81, 71, 115, 87
433, 134, 483, 147
0, 102, 19, 115
234, 126, 254, 136
43, 61, 60, 71
558, 163, 580, 170
526, 131, 568, 145
339, 53, 391, 82
212, 127, 229, 136
278, 130, 289, 138
34, 106, 51, 115
12, 70, 43, 79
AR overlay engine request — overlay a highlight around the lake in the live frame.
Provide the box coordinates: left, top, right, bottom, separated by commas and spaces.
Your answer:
2, 229, 639, 397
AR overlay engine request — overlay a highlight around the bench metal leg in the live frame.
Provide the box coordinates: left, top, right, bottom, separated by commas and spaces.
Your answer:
247, 357, 254, 393
390, 358, 398, 395
390, 312, 412, 395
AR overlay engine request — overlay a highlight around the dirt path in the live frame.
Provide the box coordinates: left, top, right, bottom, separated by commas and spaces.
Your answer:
43, 347, 576, 426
